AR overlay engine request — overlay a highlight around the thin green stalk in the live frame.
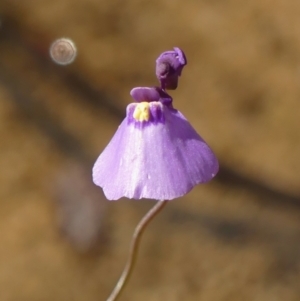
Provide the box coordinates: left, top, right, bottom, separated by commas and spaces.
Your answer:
106, 200, 168, 301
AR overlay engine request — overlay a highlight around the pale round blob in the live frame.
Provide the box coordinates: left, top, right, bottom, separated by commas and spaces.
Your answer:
49, 38, 77, 65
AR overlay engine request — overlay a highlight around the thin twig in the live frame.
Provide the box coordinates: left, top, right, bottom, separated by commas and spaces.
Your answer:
106, 200, 168, 301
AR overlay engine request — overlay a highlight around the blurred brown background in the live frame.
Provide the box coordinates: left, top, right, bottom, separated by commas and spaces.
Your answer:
0, 0, 300, 300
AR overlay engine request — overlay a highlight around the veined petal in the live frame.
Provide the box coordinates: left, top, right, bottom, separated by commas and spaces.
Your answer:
92, 102, 218, 201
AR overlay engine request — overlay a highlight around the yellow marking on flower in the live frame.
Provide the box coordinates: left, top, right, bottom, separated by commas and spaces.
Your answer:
133, 102, 150, 122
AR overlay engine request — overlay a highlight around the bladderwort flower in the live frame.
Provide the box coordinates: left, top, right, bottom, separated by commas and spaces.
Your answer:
156, 47, 187, 90
92, 48, 218, 301
93, 87, 218, 201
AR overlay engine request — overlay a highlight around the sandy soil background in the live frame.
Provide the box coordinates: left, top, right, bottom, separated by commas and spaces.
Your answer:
0, 0, 300, 300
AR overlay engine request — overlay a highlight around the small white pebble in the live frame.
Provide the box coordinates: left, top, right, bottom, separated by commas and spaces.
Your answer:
49, 38, 77, 65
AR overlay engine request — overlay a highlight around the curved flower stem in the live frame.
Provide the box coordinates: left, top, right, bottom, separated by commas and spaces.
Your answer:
106, 200, 168, 301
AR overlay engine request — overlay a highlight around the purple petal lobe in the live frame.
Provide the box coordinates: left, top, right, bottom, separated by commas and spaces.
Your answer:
130, 87, 173, 106
130, 87, 160, 102
92, 104, 219, 201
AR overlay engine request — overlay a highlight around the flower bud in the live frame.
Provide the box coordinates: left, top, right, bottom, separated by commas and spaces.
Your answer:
155, 47, 187, 90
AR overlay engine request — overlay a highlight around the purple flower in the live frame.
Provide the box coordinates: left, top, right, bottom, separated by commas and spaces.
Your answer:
156, 47, 187, 90
92, 87, 218, 201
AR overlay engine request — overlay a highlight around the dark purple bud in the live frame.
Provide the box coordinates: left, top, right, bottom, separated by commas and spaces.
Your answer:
156, 47, 187, 90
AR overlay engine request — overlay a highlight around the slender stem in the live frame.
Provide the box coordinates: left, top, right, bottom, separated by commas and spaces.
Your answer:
106, 200, 168, 301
